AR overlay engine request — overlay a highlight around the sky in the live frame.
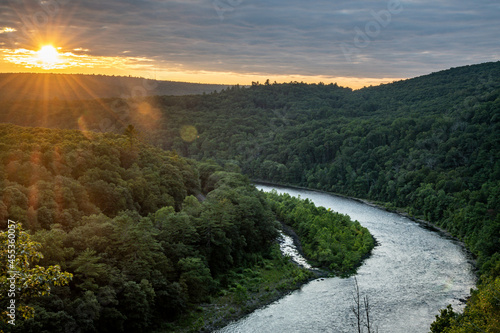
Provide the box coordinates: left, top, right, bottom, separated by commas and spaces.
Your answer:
0, 0, 499, 89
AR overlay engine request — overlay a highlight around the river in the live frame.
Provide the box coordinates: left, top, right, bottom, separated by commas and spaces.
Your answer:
217, 184, 476, 333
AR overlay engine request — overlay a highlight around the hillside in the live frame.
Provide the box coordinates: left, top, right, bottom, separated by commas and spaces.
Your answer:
0, 61, 499, 331
0, 124, 374, 332
0, 73, 230, 101
0, 124, 285, 332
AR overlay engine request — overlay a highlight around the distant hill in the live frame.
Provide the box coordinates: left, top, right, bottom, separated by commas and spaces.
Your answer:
0, 73, 231, 100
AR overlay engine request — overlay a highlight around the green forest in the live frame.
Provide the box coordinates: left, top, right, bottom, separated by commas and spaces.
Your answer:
0, 61, 499, 331
0, 124, 374, 332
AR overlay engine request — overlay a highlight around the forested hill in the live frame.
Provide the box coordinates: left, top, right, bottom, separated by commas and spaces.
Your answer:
0, 61, 499, 330
1, 63, 498, 265
0, 124, 281, 332
0, 73, 230, 101
0, 124, 373, 331
355, 62, 500, 113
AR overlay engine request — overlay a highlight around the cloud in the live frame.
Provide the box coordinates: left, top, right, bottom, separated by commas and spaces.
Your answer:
0, 27, 16, 34
0, 0, 499, 82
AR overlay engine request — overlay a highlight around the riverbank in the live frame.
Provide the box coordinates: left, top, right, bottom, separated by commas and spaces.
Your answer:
164, 184, 378, 333
212, 184, 478, 332
164, 182, 476, 332
253, 180, 477, 271
253, 181, 449, 235
162, 244, 319, 333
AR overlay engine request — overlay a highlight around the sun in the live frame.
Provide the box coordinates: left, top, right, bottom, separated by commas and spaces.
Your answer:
37, 45, 60, 68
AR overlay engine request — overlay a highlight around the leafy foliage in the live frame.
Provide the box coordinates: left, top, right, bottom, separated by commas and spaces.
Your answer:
0, 125, 281, 332
1, 61, 499, 331
431, 277, 500, 332
266, 191, 374, 273
0, 225, 72, 325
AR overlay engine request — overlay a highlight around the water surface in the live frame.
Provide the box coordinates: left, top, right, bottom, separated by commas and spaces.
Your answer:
218, 185, 476, 333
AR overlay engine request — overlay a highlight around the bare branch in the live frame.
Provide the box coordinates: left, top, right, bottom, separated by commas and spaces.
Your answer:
364, 295, 371, 333
352, 277, 362, 333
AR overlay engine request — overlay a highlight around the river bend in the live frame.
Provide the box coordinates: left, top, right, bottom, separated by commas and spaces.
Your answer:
217, 185, 476, 333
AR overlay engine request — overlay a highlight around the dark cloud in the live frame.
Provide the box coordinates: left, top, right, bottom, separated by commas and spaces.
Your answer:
1, 0, 499, 80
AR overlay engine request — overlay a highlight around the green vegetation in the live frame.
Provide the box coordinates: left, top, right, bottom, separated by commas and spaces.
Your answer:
430, 275, 500, 332
0, 225, 72, 323
266, 191, 374, 274
169, 245, 313, 332
0, 61, 498, 331
0, 124, 280, 332
0, 124, 362, 332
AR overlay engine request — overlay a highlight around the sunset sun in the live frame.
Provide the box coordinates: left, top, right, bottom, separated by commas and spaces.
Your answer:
37, 45, 60, 68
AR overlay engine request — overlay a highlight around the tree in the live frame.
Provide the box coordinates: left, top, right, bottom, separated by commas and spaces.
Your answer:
119, 280, 155, 332
351, 277, 362, 333
430, 305, 456, 333
0, 224, 72, 325
178, 257, 214, 303
70, 249, 108, 292
123, 124, 138, 146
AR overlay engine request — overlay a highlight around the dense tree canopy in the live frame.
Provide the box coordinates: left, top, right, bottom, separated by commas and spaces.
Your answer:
0, 124, 373, 332
266, 191, 374, 273
0, 61, 498, 331
0, 224, 72, 325
0, 125, 280, 332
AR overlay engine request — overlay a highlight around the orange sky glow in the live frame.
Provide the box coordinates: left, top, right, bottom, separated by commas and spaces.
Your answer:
0, 39, 400, 90
1, 1, 498, 91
